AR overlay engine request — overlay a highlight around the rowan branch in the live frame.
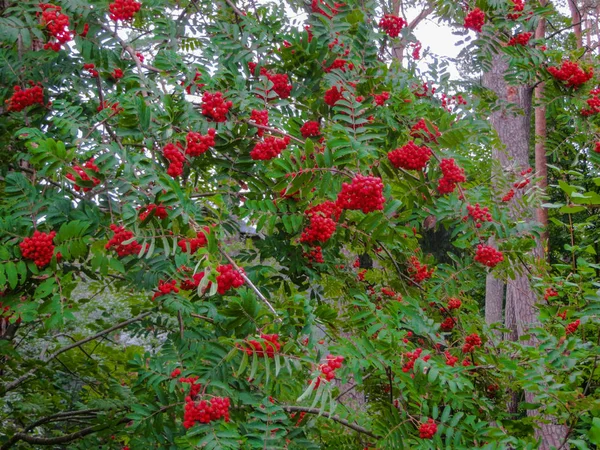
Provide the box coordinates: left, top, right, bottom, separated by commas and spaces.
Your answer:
281, 405, 377, 438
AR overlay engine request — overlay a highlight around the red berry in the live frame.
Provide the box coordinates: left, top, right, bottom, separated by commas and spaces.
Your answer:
475, 244, 504, 268
109, 0, 141, 22
388, 141, 432, 171
379, 14, 405, 38
105, 224, 142, 257
20, 231, 56, 268
336, 174, 385, 213
464, 8, 485, 32
6, 83, 44, 112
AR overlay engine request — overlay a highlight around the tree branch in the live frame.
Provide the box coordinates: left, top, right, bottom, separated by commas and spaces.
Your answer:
281, 405, 377, 438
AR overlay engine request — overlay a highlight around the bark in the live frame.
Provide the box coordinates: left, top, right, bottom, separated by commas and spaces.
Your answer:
568, 0, 583, 48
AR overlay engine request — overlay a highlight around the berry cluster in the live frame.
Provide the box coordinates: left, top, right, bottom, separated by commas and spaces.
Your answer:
300, 121, 321, 138
39, 4, 72, 51
112, 68, 124, 80
464, 8, 485, 32
402, 348, 430, 372
447, 297, 461, 310
178, 227, 209, 253
548, 61, 594, 88
566, 319, 580, 335
544, 287, 559, 301
419, 418, 437, 439
268, 73, 293, 99
170, 368, 182, 378
441, 92, 467, 111
163, 143, 185, 177
306, 201, 342, 221
410, 119, 441, 143
462, 333, 482, 353
139, 204, 168, 221
475, 244, 504, 268
20, 231, 56, 268
336, 174, 385, 213
508, 0, 524, 19
186, 129, 216, 157
66, 158, 100, 192
411, 41, 422, 59
502, 189, 515, 202
180, 375, 201, 397
201, 92, 233, 122
109, 0, 141, 22
379, 14, 406, 38
324, 86, 344, 106
183, 396, 230, 429
300, 214, 337, 244
514, 167, 532, 189
250, 109, 268, 137
581, 88, 600, 116
595, 142, 600, 153
153, 279, 179, 300
440, 317, 456, 332
407, 256, 435, 284
6, 83, 44, 112
388, 141, 432, 171
83, 63, 99, 77
438, 158, 466, 194
304, 246, 324, 263
323, 59, 353, 73
374, 92, 389, 106
318, 355, 344, 381
97, 101, 122, 113
179, 271, 206, 291
465, 204, 492, 228
311, 0, 343, 19
243, 334, 281, 358
216, 264, 245, 294
508, 32, 532, 46
444, 350, 458, 366
250, 136, 291, 160
182, 71, 205, 94
105, 224, 142, 257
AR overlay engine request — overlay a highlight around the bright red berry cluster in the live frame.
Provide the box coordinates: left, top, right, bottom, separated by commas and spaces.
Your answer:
462, 333, 482, 353
178, 227, 209, 253
408, 256, 435, 284
566, 319, 580, 335
410, 119, 441, 143
502, 189, 515, 202
324, 86, 344, 106
444, 350, 458, 366
139, 204, 168, 221
440, 317, 456, 332
112, 68, 124, 80
97, 101, 122, 113
180, 375, 201, 397
336, 174, 385, 213
438, 158, 466, 194
20, 231, 56, 268
105, 224, 142, 257
300, 214, 337, 244
170, 368, 182, 378
216, 264, 245, 294
152, 279, 179, 300
304, 246, 325, 263
250, 136, 291, 160
318, 355, 344, 381
183, 396, 230, 428
39, 4, 72, 50
109, 0, 141, 21
402, 348, 430, 372
548, 61, 594, 88
581, 88, 600, 116
163, 143, 185, 177
6, 83, 44, 112
508, 32, 532, 46
311, 0, 343, 19
83, 63, 99, 77
179, 271, 206, 291
508, 0, 524, 19
300, 121, 321, 138
243, 334, 281, 358
379, 14, 406, 38
201, 91, 233, 122
182, 71, 205, 94
544, 287, 559, 301
66, 158, 100, 192
388, 141, 432, 171
324, 59, 353, 73
186, 129, 216, 157
306, 201, 342, 222
465, 204, 492, 228
464, 8, 485, 32
250, 109, 268, 137
411, 41, 422, 59
475, 244, 504, 268
447, 297, 461, 310
268, 73, 293, 99
374, 91, 389, 106
419, 418, 437, 439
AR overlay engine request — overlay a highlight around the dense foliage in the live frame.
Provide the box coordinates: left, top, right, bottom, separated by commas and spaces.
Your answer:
0, 0, 599, 448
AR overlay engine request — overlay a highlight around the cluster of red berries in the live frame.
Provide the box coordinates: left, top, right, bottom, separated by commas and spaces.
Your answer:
105, 224, 142, 257
508, 32, 532, 46
374, 91, 389, 106
410, 119, 441, 143
243, 334, 281, 358
307, 201, 342, 222
163, 143, 185, 177
300, 214, 337, 244
513, 167, 532, 189
595, 142, 600, 153
250, 109, 268, 137
139, 204, 168, 221
182, 71, 205, 94
557, 310, 567, 320
6, 83, 44, 112
402, 348, 430, 372
179, 271, 206, 291
20, 231, 56, 268
580, 88, 600, 116
304, 246, 324, 263
566, 319, 580, 335
407, 256, 435, 284
438, 158, 466, 194
39, 4, 72, 51
324, 59, 353, 73
250, 136, 291, 160
440, 92, 468, 112
444, 350, 458, 366
465, 204, 492, 228
324, 86, 344, 106
544, 287, 559, 301
317, 355, 344, 383
83, 63, 99, 77
180, 375, 202, 397
464, 8, 485, 32
249, 64, 293, 100
388, 141, 432, 171
186, 129, 216, 157
475, 244, 504, 268
502, 189, 515, 202
440, 317, 456, 332
311, 0, 343, 19
336, 174, 385, 213
548, 61, 594, 88
201, 91, 233, 122
508, 0, 524, 19
216, 264, 245, 295
66, 158, 100, 192
112, 68, 124, 80
379, 14, 406, 38
178, 227, 209, 253
413, 82, 436, 98
152, 279, 179, 300
300, 121, 321, 138
419, 418, 437, 439
411, 41, 422, 59
109, 0, 141, 21
97, 101, 122, 113
183, 396, 230, 428
462, 333, 482, 353
447, 297, 461, 310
